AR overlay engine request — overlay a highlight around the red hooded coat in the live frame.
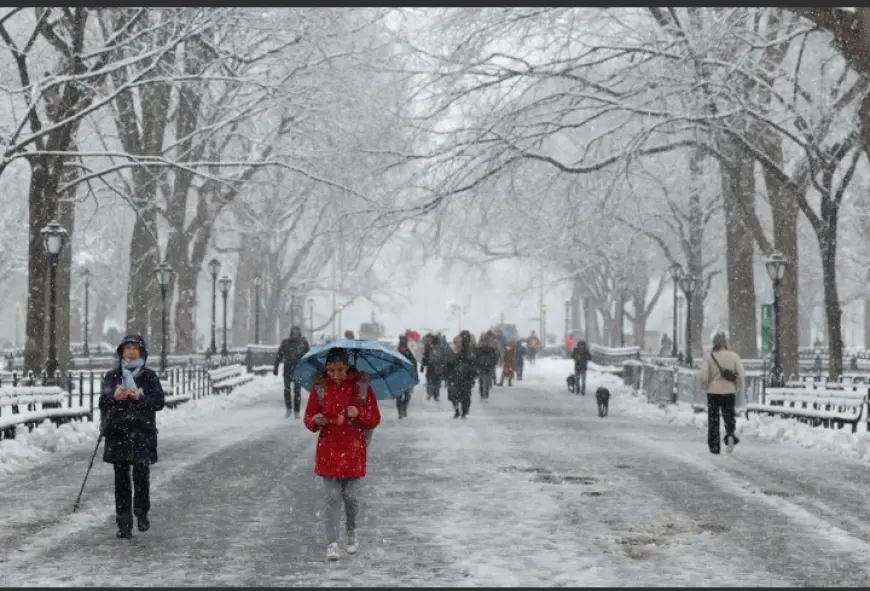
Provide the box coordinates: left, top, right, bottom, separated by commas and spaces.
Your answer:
304, 370, 381, 479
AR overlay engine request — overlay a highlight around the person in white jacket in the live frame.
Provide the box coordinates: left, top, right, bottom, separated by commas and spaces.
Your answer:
698, 332, 745, 455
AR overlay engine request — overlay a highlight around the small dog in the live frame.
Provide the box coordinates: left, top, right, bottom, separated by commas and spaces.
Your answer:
595, 386, 610, 417
566, 373, 576, 393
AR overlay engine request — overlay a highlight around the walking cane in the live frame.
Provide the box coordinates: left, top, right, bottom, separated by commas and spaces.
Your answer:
73, 434, 103, 513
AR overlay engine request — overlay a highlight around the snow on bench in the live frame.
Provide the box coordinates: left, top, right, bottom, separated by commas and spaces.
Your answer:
250, 365, 273, 376
745, 386, 868, 433
0, 385, 93, 440
212, 372, 254, 394
209, 364, 246, 383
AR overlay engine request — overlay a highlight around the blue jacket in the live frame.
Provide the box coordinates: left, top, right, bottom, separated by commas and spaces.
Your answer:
99, 365, 165, 464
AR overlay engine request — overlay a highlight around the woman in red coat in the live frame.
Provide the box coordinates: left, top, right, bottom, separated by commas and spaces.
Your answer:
303, 347, 381, 561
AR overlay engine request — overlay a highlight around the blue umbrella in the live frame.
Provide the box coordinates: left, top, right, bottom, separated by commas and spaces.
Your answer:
291, 338, 419, 400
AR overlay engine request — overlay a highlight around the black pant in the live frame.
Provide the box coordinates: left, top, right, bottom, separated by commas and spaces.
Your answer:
283, 377, 302, 413
396, 390, 411, 416
707, 393, 737, 453
454, 385, 472, 416
114, 461, 150, 528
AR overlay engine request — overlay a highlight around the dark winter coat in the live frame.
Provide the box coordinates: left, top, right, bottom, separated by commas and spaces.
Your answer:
99, 365, 166, 465
476, 342, 500, 372
420, 340, 450, 381
275, 336, 311, 378
447, 345, 478, 390
573, 343, 592, 372
398, 346, 418, 379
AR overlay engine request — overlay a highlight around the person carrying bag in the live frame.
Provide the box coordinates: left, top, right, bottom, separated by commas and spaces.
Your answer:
698, 333, 745, 455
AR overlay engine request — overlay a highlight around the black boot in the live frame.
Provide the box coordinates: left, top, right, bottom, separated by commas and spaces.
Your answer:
116, 514, 133, 539
453, 405, 460, 419
508, 378, 512, 387
136, 513, 150, 532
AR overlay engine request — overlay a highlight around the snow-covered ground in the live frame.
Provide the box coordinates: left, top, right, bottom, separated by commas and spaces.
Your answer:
532, 358, 870, 465
6, 363, 870, 584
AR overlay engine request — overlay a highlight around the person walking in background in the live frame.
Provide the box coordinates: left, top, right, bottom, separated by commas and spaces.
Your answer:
476, 330, 500, 400
526, 330, 541, 365
274, 325, 311, 419
572, 339, 591, 395
515, 339, 527, 381
395, 335, 417, 418
344, 330, 355, 339
498, 337, 517, 387
698, 332, 744, 455
304, 347, 381, 561
99, 334, 166, 539
447, 330, 478, 418
420, 334, 448, 402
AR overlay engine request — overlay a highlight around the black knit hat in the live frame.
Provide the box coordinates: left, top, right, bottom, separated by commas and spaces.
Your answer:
325, 347, 349, 366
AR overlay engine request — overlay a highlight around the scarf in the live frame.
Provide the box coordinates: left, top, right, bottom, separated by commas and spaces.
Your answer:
121, 358, 145, 391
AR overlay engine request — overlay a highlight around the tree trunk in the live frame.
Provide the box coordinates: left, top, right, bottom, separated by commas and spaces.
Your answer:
721, 148, 758, 358
125, 205, 159, 342
24, 160, 56, 374
820, 221, 843, 378
92, 300, 109, 343
864, 297, 870, 349
172, 263, 199, 354
56, 183, 75, 376
762, 155, 800, 378
687, 148, 706, 359
232, 232, 260, 346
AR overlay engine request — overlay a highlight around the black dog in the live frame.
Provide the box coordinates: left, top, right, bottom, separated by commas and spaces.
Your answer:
566, 373, 576, 393
595, 387, 610, 417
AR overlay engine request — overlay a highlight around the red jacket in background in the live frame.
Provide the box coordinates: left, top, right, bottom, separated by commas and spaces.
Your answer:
304, 370, 381, 479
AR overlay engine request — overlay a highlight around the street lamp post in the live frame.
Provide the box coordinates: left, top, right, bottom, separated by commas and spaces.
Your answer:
155, 262, 174, 375
679, 273, 697, 367
253, 276, 262, 345
207, 258, 221, 356
308, 298, 315, 343
41, 220, 68, 385
541, 304, 548, 347
765, 251, 788, 387
669, 263, 682, 357
337, 303, 344, 337
218, 275, 232, 359
81, 269, 91, 358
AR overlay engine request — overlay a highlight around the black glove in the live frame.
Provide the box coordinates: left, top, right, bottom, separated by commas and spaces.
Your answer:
273, 368, 278, 376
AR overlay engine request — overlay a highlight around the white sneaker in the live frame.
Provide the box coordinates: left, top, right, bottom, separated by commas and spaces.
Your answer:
326, 542, 340, 561
284, 409, 292, 419
345, 531, 358, 554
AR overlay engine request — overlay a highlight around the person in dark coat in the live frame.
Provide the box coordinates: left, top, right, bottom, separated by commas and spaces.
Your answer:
420, 334, 448, 401
395, 335, 418, 419
572, 339, 592, 396
99, 334, 166, 539
476, 331, 499, 400
274, 326, 311, 418
447, 330, 477, 419
515, 339, 527, 381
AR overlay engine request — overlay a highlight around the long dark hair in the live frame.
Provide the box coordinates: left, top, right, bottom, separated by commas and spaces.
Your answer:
459, 330, 474, 355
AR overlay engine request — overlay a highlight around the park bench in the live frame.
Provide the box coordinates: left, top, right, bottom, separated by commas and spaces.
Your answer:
209, 364, 253, 395
162, 380, 193, 409
744, 385, 868, 433
0, 386, 93, 440
250, 365, 274, 377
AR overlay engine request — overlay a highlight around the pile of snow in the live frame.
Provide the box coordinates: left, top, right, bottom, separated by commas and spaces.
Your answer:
0, 375, 281, 478
524, 357, 625, 389
609, 378, 870, 464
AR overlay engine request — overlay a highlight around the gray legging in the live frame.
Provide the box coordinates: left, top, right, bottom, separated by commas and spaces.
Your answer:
323, 477, 360, 544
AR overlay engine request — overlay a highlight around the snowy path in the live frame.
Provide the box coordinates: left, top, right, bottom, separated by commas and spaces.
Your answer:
5, 369, 870, 585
